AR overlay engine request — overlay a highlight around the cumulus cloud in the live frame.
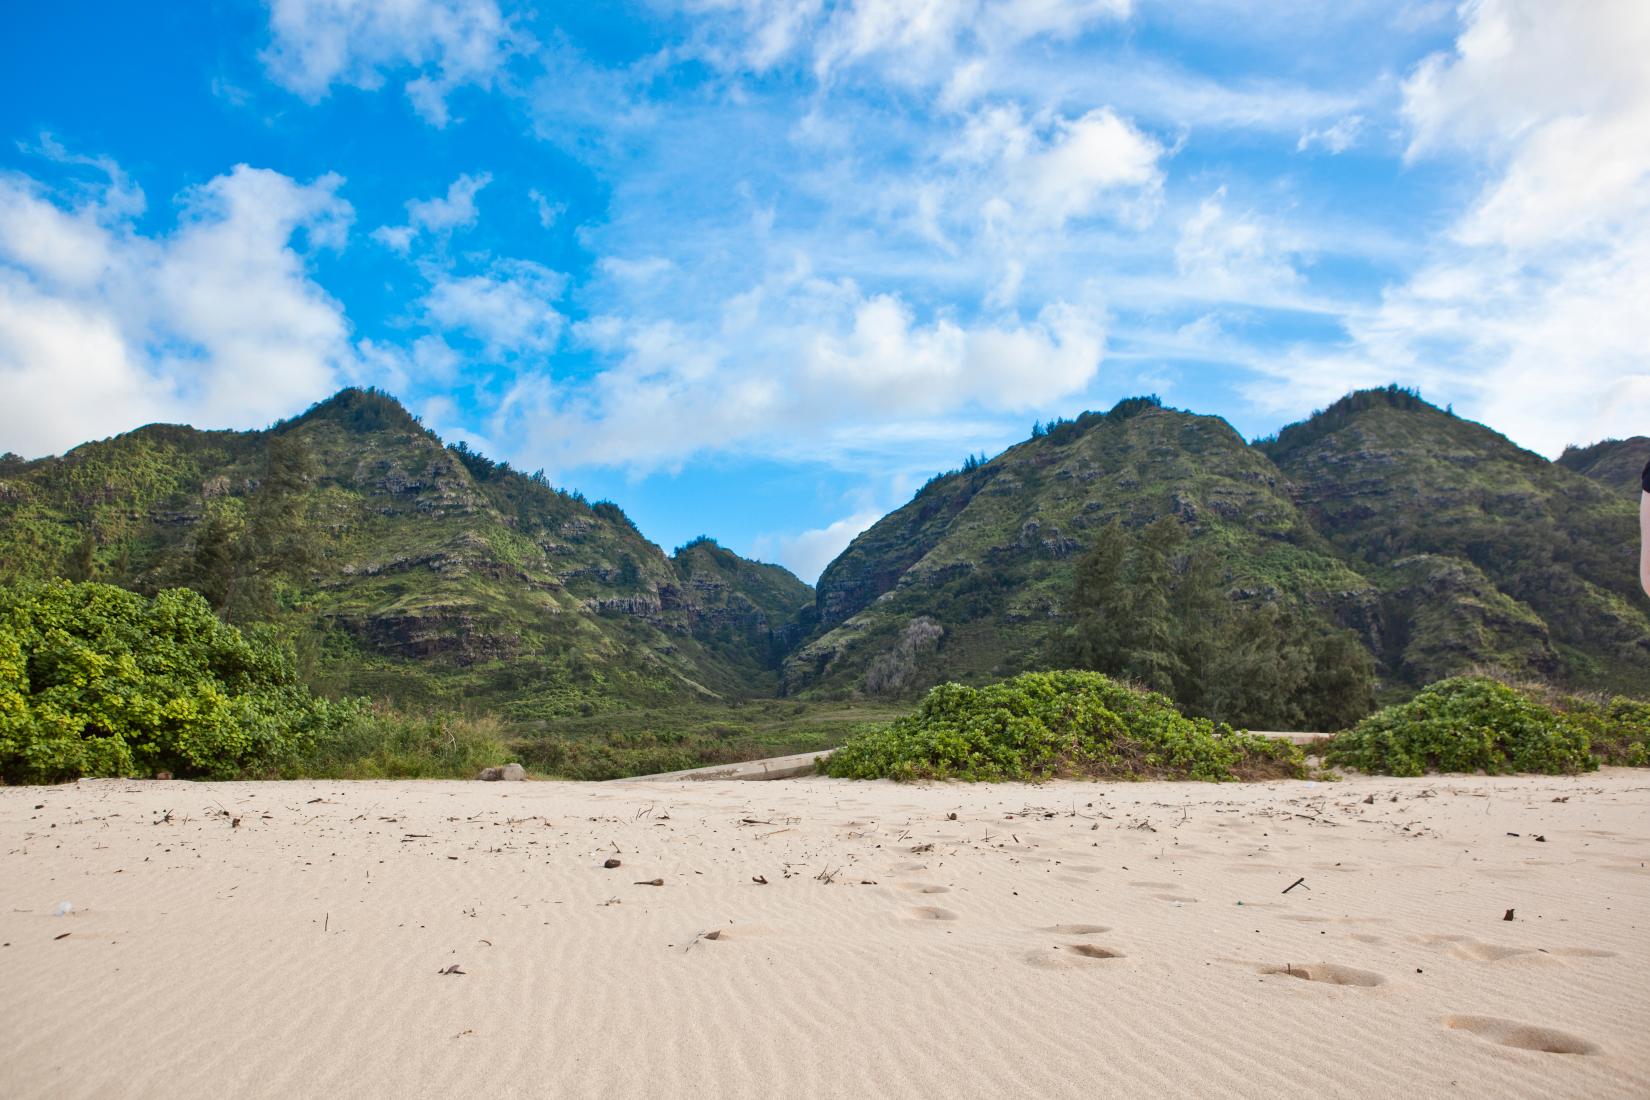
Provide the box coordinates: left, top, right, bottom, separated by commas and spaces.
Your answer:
1251, 0, 1650, 454
753, 509, 884, 583
421, 258, 566, 356
372, 171, 491, 251
260, 0, 520, 125
0, 157, 372, 457
516, 270, 1105, 472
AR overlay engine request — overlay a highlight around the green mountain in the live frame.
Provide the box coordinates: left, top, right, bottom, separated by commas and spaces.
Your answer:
1557, 437, 1650, 498
788, 397, 1380, 697
0, 389, 811, 720
4, 385, 1642, 747
787, 389, 1649, 701
1261, 389, 1647, 691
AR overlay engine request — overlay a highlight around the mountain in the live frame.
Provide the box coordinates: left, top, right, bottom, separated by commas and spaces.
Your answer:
5, 385, 1642, 734
787, 397, 1380, 696
0, 389, 811, 718
787, 389, 1649, 700
1261, 388, 1648, 691
1557, 437, 1650, 498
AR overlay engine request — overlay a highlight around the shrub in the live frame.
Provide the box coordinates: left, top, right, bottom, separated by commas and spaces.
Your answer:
0, 580, 358, 782
1547, 694, 1650, 767
1324, 676, 1596, 776
822, 670, 1304, 782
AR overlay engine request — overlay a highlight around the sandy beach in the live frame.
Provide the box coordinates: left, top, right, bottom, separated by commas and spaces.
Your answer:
2, 770, 1647, 1099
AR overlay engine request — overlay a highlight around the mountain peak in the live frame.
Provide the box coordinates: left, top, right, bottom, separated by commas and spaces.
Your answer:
285, 387, 425, 437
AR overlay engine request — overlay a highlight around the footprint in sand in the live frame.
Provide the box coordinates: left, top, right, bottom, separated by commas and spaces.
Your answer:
1041, 923, 1110, 935
888, 862, 930, 873
1444, 1015, 1599, 1055
1418, 935, 1614, 964
908, 906, 957, 921
1127, 880, 1179, 889
1258, 963, 1385, 987
1154, 893, 1199, 904
1023, 944, 1126, 968
896, 883, 951, 894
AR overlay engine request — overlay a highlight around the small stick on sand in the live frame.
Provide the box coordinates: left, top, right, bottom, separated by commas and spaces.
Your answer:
1282, 877, 1307, 894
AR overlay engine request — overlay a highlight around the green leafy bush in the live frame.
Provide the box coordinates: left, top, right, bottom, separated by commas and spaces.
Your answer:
1546, 694, 1650, 767
822, 670, 1304, 782
1324, 676, 1596, 776
0, 580, 358, 782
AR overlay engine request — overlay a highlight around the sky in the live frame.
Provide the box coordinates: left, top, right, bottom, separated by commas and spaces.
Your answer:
1, 1, 1647, 582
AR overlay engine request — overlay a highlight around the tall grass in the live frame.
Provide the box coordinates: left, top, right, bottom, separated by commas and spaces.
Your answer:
291, 706, 510, 778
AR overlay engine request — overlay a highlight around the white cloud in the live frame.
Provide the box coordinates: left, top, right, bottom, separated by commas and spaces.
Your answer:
528, 188, 565, 228
753, 509, 884, 582
260, 0, 520, 125
680, 0, 1131, 89
421, 258, 566, 355
1296, 114, 1362, 153
1011, 108, 1163, 227
1251, 0, 1650, 454
516, 270, 1105, 472
0, 159, 372, 457
1174, 187, 1303, 297
372, 171, 491, 251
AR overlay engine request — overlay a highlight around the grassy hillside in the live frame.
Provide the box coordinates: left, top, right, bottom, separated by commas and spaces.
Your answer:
0, 389, 811, 729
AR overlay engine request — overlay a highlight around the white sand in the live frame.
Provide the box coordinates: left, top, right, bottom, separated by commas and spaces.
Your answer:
2, 770, 1647, 1099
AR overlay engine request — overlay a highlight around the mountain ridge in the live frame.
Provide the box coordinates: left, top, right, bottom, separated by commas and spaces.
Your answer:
0, 388, 812, 720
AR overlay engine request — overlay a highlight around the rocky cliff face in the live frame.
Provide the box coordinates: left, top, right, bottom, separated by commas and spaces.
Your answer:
0, 389, 811, 715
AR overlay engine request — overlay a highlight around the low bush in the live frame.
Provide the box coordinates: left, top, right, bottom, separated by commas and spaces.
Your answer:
0, 580, 357, 782
1547, 694, 1650, 768
1324, 677, 1596, 776
822, 670, 1305, 782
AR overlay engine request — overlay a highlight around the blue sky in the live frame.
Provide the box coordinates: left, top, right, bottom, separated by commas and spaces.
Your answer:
3, 1, 1647, 580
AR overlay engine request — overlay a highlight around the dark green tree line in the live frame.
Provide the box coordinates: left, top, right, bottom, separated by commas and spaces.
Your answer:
1058, 517, 1375, 730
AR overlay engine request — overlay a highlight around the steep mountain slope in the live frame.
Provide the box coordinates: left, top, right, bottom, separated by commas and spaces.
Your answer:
0, 389, 810, 717
1558, 437, 1650, 498
787, 398, 1378, 696
1259, 389, 1648, 692
790, 389, 1649, 702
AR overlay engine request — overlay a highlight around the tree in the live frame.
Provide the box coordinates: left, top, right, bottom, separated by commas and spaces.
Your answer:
1060, 517, 1376, 730
0, 579, 357, 782
63, 531, 98, 582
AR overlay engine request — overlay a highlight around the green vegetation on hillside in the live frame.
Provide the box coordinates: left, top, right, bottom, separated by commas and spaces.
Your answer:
3, 384, 1645, 781
1060, 516, 1374, 730
1324, 677, 1595, 776
0, 580, 357, 782
823, 670, 1305, 782
1261, 388, 1647, 694
0, 388, 813, 734
1557, 437, 1650, 498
